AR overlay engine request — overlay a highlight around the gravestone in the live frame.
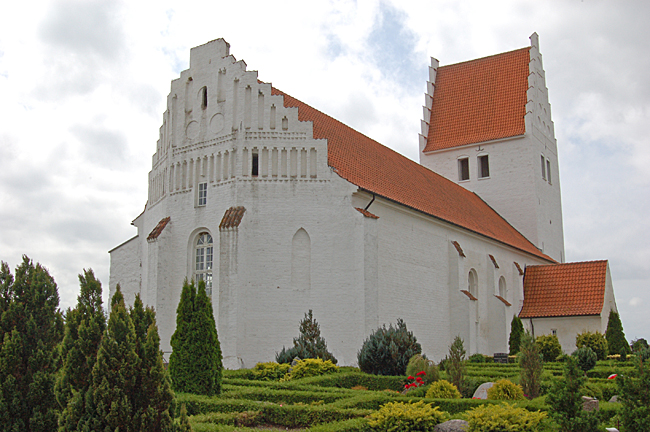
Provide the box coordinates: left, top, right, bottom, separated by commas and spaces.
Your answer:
472, 382, 495, 399
494, 352, 509, 364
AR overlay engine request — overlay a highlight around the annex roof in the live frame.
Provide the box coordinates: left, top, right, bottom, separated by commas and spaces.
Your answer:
424, 47, 530, 152
519, 260, 608, 318
271, 88, 551, 261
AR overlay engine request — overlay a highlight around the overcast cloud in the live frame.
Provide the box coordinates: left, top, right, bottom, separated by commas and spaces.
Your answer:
0, 0, 647, 341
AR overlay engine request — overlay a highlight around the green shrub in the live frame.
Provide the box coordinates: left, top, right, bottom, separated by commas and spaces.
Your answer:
425, 380, 461, 399
572, 346, 597, 372
405, 354, 439, 385
630, 338, 648, 353
576, 331, 608, 360
535, 334, 562, 363
468, 353, 486, 363
282, 358, 338, 381
465, 402, 547, 432
366, 400, 447, 431
276, 310, 337, 364
251, 362, 291, 381
357, 319, 421, 376
487, 379, 525, 401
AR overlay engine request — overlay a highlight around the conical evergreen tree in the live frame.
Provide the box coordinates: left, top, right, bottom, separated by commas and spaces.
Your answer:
56, 269, 106, 431
509, 315, 524, 355
169, 280, 196, 392
606, 311, 630, 357
130, 294, 175, 430
0, 256, 63, 432
169, 280, 223, 395
87, 286, 140, 431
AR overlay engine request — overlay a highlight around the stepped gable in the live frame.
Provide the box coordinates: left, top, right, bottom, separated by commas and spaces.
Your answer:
520, 260, 608, 318
424, 47, 530, 152
270, 87, 551, 261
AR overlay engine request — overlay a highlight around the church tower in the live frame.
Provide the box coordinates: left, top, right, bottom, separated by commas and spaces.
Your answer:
419, 33, 565, 263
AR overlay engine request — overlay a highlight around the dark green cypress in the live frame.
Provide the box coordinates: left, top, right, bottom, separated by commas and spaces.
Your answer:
0, 256, 63, 432
87, 286, 140, 431
56, 269, 106, 431
509, 315, 524, 355
606, 311, 630, 358
130, 294, 175, 430
169, 280, 223, 395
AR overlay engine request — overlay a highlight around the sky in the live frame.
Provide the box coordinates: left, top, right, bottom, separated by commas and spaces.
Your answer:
0, 0, 648, 341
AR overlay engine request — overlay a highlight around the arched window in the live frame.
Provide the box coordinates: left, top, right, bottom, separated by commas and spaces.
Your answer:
200, 86, 208, 109
195, 232, 213, 296
468, 269, 478, 299
499, 276, 507, 298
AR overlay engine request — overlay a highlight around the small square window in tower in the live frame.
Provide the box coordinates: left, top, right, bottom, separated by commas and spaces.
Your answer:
458, 158, 469, 181
198, 182, 207, 206
478, 155, 489, 178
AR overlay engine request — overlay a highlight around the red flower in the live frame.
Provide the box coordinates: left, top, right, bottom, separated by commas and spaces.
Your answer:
408, 376, 414, 380
416, 371, 426, 376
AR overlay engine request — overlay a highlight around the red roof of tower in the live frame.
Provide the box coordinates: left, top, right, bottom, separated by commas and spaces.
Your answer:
424, 47, 530, 152
271, 87, 551, 261
519, 260, 608, 318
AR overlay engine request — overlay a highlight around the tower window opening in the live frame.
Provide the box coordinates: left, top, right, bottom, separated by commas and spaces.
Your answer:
458, 157, 469, 181
200, 87, 208, 109
541, 155, 546, 180
478, 155, 490, 178
252, 151, 259, 177
546, 159, 552, 184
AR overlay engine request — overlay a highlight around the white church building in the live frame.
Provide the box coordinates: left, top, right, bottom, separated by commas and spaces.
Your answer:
109, 34, 618, 368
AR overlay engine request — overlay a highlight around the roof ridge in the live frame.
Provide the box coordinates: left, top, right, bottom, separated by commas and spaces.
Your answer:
440, 46, 530, 70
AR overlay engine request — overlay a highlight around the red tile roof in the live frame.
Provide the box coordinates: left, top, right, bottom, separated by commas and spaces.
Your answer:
271, 88, 551, 261
424, 47, 529, 152
519, 260, 608, 318
219, 206, 246, 229
147, 217, 170, 241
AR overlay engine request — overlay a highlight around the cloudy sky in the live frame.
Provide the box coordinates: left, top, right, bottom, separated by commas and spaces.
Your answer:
0, 0, 648, 341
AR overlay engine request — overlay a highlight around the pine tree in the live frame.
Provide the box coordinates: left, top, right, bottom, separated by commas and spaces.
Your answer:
169, 280, 223, 395
57, 269, 106, 431
606, 311, 630, 358
357, 319, 421, 376
547, 356, 599, 432
518, 331, 542, 399
0, 256, 63, 432
277, 310, 337, 364
87, 285, 140, 430
447, 336, 467, 392
509, 315, 524, 355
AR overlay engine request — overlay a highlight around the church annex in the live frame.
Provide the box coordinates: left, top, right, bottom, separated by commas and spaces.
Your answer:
109, 34, 618, 368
